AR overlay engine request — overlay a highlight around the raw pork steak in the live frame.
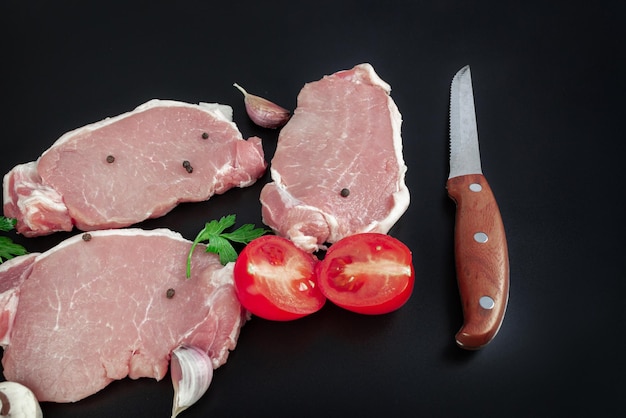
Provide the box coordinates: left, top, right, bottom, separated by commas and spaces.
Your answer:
260, 63, 410, 252
3, 99, 267, 237
0, 228, 246, 403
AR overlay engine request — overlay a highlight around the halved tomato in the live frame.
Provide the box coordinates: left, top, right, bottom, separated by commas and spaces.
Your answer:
316, 233, 414, 315
233, 235, 326, 321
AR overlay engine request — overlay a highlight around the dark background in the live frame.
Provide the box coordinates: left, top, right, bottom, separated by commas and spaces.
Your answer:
1, 1, 624, 417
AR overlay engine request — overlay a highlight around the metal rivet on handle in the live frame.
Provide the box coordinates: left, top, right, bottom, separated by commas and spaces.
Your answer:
479, 296, 495, 310
474, 232, 488, 243
469, 183, 482, 192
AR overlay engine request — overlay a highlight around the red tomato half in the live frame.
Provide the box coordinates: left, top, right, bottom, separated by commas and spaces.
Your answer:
316, 233, 414, 315
233, 235, 326, 321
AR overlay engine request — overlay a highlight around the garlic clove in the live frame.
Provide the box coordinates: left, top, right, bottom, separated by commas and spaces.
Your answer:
0, 381, 43, 418
170, 345, 214, 418
233, 83, 291, 129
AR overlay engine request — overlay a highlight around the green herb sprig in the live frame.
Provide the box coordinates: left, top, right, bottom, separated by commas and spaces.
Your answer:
0, 216, 27, 263
186, 214, 267, 278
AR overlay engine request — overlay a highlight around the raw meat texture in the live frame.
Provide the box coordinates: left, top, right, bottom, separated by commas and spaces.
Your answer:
3, 100, 267, 237
0, 253, 38, 346
0, 229, 247, 403
260, 63, 410, 252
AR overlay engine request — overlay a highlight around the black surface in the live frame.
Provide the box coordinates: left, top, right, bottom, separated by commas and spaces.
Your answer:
1, 1, 624, 417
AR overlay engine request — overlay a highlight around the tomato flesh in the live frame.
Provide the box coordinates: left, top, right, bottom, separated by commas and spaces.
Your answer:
316, 233, 414, 315
233, 235, 326, 321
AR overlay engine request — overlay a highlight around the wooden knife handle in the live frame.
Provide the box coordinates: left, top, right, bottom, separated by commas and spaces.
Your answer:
446, 174, 509, 350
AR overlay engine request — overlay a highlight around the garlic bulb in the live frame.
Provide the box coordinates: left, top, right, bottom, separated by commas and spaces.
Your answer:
170, 345, 214, 418
233, 83, 290, 129
0, 381, 43, 418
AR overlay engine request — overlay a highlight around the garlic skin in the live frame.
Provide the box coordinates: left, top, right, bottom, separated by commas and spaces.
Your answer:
0, 381, 43, 418
170, 345, 214, 418
233, 83, 290, 129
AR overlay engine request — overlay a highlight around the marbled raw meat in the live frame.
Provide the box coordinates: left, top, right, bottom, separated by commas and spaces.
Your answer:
260, 63, 409, 251
3, 100, 266, 237
0, 228, 246, 403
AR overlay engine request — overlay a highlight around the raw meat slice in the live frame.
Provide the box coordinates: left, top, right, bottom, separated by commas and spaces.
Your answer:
260, 63, 410, 252
0, 228, 247, 403
0, 253, 38, 346
3, 100, 267, 237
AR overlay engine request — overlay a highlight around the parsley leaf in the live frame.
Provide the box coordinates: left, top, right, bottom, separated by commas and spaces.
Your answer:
0, 216, 17, 232
186, 215, 267, 278
0, 216, 27, 263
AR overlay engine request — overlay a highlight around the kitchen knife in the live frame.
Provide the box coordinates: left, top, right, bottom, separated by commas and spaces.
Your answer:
447, 65, 509, 350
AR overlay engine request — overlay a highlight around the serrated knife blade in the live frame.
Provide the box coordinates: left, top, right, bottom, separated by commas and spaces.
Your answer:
449, 66, 482, 178
447, 65, 510, 350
